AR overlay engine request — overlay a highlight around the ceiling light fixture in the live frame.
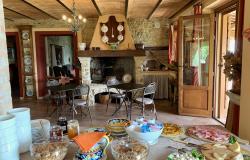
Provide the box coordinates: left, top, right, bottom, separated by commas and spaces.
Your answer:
62, 0, 87, 33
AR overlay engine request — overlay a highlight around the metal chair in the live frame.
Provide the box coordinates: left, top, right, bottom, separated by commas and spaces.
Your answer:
71, 84, 92, 122
106, 79, 128, 116
135, 82, 157, 119
46, 79, 66, 117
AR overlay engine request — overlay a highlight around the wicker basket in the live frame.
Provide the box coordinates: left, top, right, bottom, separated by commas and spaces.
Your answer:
99, 92, 110, 104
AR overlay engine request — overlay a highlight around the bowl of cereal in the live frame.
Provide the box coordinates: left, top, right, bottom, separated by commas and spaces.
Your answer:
30, 141, 68, 160
111, 137, 149, 160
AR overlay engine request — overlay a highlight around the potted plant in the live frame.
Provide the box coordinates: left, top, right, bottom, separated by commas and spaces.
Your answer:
223, 52, 242, 95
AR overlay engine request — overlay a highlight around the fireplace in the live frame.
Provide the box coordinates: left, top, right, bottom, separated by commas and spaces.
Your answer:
78, 52, 146, 106
90, 57, 135, 83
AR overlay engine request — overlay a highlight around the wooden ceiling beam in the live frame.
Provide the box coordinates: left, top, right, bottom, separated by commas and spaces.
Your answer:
125, 0, 129, 18
5, 17, 14, 21
4, 7, 35, 20
56, 0, 73, 14
91, 0, 102, 16
22, 0, 59, 20
147, 0, 162, 19
169, 0, 197, 19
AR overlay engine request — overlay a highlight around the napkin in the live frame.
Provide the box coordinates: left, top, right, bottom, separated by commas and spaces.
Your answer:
73, 132, 106, 152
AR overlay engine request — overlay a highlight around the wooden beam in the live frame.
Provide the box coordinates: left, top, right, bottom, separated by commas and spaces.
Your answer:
4, 7, 35, 20
147, 0, 162, 19
22, 0, 59, 20
169, 0, 197, 19
5, 17, 14, 21
56, 0, 73, 14
91, 0, 102, 16
125, 0, 129, 18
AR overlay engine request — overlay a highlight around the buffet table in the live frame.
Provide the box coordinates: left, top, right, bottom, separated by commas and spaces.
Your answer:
20, 125, 250, 160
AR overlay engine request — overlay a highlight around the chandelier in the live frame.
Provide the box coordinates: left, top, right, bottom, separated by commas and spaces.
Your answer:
62, 0, 87, 33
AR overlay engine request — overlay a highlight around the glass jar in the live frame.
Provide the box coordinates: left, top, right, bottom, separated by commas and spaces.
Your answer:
67, 120, 79, 139
57, 117, 68, 134
50, 125, 63, 141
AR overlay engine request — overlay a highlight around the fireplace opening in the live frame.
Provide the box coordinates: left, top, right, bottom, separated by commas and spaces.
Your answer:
90, 57, 135, 83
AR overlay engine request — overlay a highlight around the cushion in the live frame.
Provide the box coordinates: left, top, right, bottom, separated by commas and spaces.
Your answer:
74, 99, 87, 106
135, 97, 153, 105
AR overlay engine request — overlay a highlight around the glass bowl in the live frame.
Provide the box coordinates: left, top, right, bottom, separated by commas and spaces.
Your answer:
30, 141, 68, 160
111, 137, 149, 160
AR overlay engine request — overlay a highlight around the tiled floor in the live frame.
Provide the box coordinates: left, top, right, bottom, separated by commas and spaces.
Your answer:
13, 98, 220, 127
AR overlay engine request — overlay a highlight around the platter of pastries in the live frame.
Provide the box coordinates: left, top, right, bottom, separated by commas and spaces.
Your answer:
161, 123, 184, 137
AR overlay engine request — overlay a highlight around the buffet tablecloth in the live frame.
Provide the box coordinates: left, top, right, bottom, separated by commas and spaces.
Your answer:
21, 125, 250, 160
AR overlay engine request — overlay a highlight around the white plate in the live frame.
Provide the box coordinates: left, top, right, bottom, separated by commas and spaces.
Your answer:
24, 56, 32, 65
122, 74, 132, 83
117, 34, 124, 41
117, 24, 124, 32
22, 31, 29, 40
101, 24, 108, 33
102, 35, 109, 43
26, 89, 33, 96
24, 66, 32, 73
25, 76, 33, 84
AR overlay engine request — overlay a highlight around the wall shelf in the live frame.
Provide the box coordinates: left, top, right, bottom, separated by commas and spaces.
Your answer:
78, 50, 145, 57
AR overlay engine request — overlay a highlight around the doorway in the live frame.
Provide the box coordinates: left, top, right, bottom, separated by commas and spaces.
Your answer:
44, 36, 74, 78
6, 32, 22, 98
35, 31, 77, 97
214, 9, 237, 124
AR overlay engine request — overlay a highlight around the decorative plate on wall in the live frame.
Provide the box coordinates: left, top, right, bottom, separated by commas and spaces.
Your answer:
26, 85, 34, 97
24, 56, 32, 65
25, 76, 33, 84
24, 66, 32, 73
22, 31, 30, 40
100, 16, 125, 45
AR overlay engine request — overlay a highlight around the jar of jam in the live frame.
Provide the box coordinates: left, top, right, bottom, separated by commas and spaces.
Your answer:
57, 117, 68, 134
50, 125, 63, 141
67, 120, 79, 139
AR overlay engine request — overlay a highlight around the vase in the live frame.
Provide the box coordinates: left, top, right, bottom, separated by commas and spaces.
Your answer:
7, 108, 32, 153
0, 115, 19, 160
79, 43, 86, 51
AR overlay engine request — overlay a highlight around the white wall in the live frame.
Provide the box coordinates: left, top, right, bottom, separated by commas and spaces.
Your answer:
239, 0, 250, 141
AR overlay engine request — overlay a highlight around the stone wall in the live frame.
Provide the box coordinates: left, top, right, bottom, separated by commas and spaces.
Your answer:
6, 17, 169, 47
0, 0, 12, 114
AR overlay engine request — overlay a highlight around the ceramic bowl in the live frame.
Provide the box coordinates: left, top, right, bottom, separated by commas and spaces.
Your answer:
106, 118, 130, 133
74, 136, 109, 160
125, 124, 163, 145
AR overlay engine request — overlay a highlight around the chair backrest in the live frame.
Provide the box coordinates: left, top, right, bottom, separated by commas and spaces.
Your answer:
144, 82, 157, 97
73, 84, 90, 97
106, 78, 120, 87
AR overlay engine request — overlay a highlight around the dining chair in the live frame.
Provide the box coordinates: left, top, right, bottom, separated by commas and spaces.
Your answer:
106, 79, 128, 115
46, 79, 66, 117
135, 82, 157, 119
71, 84, 92, 122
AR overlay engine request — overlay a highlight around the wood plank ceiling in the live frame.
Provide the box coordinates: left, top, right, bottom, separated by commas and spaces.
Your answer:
3, 0, 193, 21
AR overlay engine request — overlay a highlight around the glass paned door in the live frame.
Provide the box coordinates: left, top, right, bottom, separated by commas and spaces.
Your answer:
178, 14, 214, 117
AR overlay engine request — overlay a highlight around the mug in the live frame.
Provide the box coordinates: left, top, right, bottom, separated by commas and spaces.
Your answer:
74, 135, 109, 160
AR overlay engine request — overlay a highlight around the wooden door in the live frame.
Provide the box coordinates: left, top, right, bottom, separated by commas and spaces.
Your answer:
178, 14, 214, 117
